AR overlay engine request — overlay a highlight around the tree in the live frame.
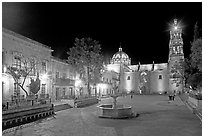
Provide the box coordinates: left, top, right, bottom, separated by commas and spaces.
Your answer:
184, 22, 202, 90
67, 37, 104, 96
190, 38, 202, 72
193, 22, 199, 41
7, 56, 41, 97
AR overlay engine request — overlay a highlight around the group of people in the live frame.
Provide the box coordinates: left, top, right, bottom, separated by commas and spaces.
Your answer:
169, 90, 177, 101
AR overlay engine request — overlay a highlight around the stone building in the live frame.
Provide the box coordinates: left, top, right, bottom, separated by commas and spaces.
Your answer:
51, 56, 75, 100
2, 28, 53, 102
104, 19, 184, 95
2, 18, 184, 102
2, 28, 76, 103
96, 70, 119, 97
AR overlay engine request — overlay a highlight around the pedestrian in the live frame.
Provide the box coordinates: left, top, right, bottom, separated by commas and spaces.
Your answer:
173, 90, 176, 101
131, 95, 133, 99
74, 97, 77, 108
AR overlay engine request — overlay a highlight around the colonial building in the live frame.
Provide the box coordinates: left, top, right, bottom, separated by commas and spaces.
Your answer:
2, 28, 76, 103
96, 70, 119, 97
104, 19, 184, 95
2, 28, 53, 102
51, 56, 75, 100
2, 18, 184, 103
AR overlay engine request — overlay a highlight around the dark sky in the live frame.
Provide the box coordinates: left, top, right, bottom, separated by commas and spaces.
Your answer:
2, 2, 202, 65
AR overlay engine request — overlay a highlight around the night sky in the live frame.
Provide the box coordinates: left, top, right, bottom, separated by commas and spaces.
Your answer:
2, 2, 202, 65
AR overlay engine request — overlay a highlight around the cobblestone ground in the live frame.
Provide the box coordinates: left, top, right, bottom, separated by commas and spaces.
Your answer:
2, 95, 202, 136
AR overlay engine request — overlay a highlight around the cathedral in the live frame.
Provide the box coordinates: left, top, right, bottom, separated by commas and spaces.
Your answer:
105, 19, 184, 95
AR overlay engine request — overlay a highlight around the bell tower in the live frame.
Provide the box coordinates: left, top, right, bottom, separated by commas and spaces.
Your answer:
169, 19, 184, 58
168, 19, 184, 93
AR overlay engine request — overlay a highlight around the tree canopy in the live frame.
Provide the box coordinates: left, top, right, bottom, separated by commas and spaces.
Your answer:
67, 37, 104, 95
184, 22, 202, 90
7, 56, 41, 96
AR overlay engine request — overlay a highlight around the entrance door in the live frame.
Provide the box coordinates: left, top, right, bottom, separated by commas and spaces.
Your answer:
56, 87, 60, 100
69, 87, 73, 96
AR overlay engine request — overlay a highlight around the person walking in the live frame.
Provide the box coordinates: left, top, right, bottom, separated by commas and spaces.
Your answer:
74, 97, 78, 108
173, 90, 176, 101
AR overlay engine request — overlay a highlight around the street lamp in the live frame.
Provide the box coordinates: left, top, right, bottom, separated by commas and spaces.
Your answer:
41, 73, 48, 80
75, 79, 82, 97
75, 79, 82, 87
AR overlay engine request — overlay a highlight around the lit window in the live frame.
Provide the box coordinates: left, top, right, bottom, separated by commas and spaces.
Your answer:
14, 82, 20, 97
159, 75, 162, 80
30, 58, 36, 75
13, 56, 21, 69
42, 61, 46, 74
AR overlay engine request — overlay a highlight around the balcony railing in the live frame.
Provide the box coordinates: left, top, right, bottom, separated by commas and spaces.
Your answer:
54, 78, 75, 86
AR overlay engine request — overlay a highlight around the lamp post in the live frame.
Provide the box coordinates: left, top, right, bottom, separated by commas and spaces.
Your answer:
75, 79, 82, 98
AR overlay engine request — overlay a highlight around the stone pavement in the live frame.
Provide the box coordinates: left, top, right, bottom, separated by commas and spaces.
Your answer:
2, 95, 202, 136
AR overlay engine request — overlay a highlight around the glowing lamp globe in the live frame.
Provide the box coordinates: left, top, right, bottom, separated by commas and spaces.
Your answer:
75, 79, 82, 87
42, 73, 48, 80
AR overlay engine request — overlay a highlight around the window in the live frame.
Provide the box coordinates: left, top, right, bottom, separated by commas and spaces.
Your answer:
62, 88, 66, 96
159, 75, 162, 80
62, 73, 67, 79
41, 84, 46, 94
70, 74, 73, 79
13, 56, 21, 69
70, 87, 73, 96
56, 71, 59, 78
2, 51, 5, 65
42, 61, 46, 74
127, 76, 130, 80
56, 87, 60, 100
30, 58, 36, 75
14, 83, 20, 97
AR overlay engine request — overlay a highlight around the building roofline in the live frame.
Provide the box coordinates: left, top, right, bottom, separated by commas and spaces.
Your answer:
2, 27, 53, 51
51, 56, 69, 65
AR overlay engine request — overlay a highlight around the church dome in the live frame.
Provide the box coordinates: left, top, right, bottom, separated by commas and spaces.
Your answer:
111, 47, 131, 65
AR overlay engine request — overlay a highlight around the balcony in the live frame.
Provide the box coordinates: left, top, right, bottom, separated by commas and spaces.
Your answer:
54, 78, 75, 86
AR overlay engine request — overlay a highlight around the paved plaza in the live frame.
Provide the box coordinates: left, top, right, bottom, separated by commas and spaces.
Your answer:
3, 95, 202, 136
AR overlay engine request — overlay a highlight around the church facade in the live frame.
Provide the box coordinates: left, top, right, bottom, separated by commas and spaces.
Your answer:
105, 19, 184, 95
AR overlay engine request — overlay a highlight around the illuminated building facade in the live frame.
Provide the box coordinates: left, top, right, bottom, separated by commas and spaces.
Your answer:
2, 28, 76, 102
51, 57, 75, 100
104, 19, 184, 94
2, 28, 53, 102
168, 19, 184, 93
